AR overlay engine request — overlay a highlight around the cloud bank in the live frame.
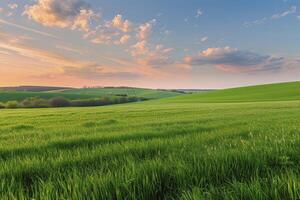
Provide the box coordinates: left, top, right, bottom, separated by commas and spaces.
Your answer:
184, 47, 285, 72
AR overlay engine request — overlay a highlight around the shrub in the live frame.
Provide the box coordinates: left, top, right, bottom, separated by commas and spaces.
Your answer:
115, 94, 128, 97
70, 96, 141, 107
0, 103, 5, 109
6, 101, 19, 109
100, 97, 111, 105
50, 97, 71, 107
21, 97, 50, 108
119, 96, 129, 103
128, 96, 139, 102
71, 99, 102, 107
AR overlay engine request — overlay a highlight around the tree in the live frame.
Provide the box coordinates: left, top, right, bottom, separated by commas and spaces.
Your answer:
50, 97, 71, 107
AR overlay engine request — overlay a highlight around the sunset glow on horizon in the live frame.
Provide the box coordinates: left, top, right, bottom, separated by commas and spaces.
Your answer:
1, 0, 300, 89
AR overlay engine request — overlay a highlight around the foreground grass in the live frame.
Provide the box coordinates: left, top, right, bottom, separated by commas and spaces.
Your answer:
0, 100, 300, 199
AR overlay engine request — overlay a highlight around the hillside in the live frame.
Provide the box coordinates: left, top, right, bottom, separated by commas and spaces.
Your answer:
1, 97, 300, 199
1, 82, 300, 198
0, 91, 98, 102
0, 87, 183, 103
164, 81, 300, 103
0, 86, 72, 92
60, 87, 183, 99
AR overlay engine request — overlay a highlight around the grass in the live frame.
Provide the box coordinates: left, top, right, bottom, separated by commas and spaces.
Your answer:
0, 82, 300, 199
60, 87, 183, 99
165, 81, 300, 103
0, 91, 97, 102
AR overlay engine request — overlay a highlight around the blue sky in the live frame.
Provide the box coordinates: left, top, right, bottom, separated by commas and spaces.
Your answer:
0, 0, 299, 88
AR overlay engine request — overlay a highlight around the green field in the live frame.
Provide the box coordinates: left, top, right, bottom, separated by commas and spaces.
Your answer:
0, 91, 97, 102
0, 82, 300, 199
0, 88, 182, 103
60, 87, 183, 99
166, 81, 300, 103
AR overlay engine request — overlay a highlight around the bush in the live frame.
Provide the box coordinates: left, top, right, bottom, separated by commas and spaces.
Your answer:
128, 96, 139, 102
0, 95, 144, 109
50, 97, 71, 107
119, 97, 129, 103
70, 96, 141, 107
0, 103, 5, 109
6, 101, 19, 109
71, 97, 114, 107
71, 99, 103, 107
100, 97, 111, 105
21, 97, 50, 108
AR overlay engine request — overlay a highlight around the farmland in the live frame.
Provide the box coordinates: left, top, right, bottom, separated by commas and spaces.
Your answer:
0, 82, 300, 199
166, 81, 300, 103
59, 87, 183, 99
0, 87, 183, 103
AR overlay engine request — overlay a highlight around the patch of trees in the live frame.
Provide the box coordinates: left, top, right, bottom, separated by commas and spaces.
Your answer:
0, 96, 147, 109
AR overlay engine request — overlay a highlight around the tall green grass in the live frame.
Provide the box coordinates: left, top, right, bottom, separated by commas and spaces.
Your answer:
0, 100, 300, 199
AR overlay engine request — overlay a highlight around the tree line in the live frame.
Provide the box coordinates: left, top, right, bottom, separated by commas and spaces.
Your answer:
0, 96, 146, 109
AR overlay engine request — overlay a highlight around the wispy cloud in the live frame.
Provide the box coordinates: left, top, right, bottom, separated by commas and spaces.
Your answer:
200, 36, 208, 43
271, 6, 296, 19
62, 64, 141, 80
0, 31, 162, 83
55, 44, 83, 55
244, 6, 297, 27
0, 19, 60, 39
196, 8, 203, 18
8, 3, 18, 10
0, 31, 87, 68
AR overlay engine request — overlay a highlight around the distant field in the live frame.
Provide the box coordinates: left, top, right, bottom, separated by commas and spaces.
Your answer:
0, 91, 97, 102
60, 87, 183, 99
0, 88, 182, 102
0, 82, 300, 199
0, 86, 72, 92
165, 81, 300, 103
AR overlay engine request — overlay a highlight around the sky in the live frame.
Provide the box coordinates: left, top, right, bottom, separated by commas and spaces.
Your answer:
0, 0, 300, 89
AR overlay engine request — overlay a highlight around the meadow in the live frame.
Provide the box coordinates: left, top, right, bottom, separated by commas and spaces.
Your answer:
0, 90, 96, 103
167, 81, 300, 103
0, 82, 300, 199
59, 87, 183, 99
0, 87, 182, 103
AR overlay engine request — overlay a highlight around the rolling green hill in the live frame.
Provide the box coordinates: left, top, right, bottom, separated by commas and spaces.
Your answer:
0, 91, 97, 102
1, 82, 300, 199
0, 86, 72, 92
0, 87, 182, 103
60, 87, 183, 99
1, 97, 300, 199
164, 81, 300, 103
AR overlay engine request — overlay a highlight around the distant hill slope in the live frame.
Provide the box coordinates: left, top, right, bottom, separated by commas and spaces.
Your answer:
60, 87, 183, 99
0, 91, 97, 102
163, 82, 300, 103
0, 87, 183, 102
0, 86, 72, 92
